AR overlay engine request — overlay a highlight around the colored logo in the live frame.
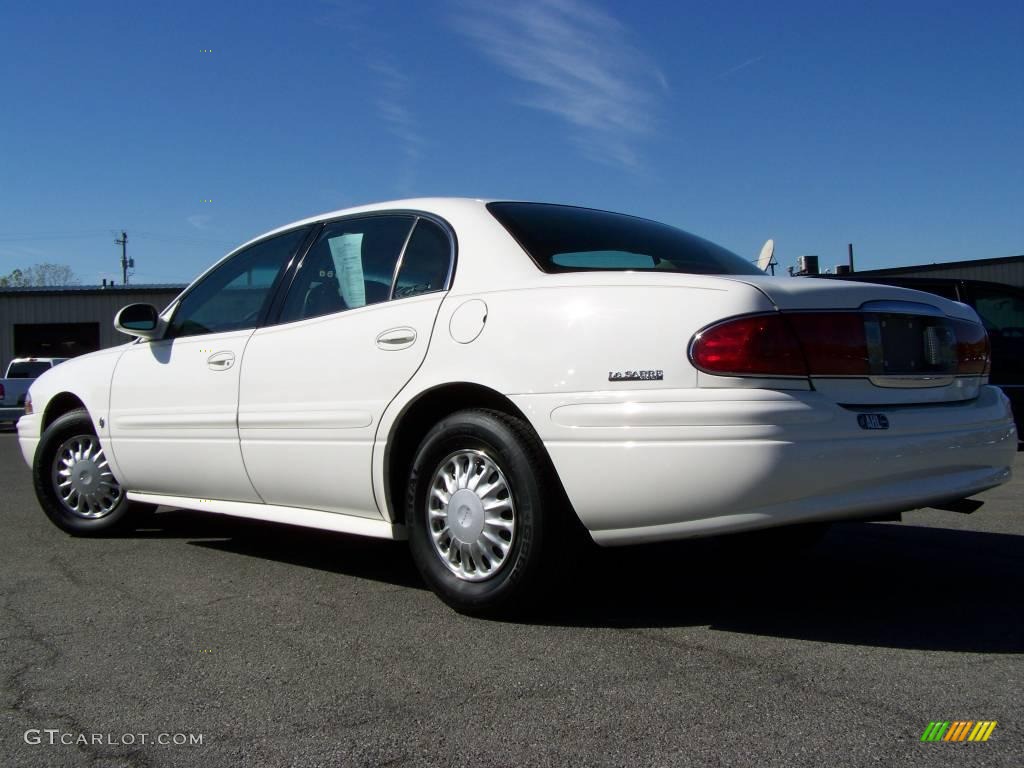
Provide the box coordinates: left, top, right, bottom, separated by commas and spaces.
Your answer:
921, 721, 997, 742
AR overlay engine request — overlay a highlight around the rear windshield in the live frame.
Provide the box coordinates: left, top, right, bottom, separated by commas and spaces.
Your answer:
6, 361, 51, 378
488, 202, 761, 276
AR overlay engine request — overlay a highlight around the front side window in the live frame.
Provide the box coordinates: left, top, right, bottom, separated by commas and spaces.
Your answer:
168, 227, 309, 338
279, 215, 415, 323
488, 202, 761, 276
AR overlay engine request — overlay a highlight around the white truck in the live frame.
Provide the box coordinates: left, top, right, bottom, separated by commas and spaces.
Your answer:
0, 358, 68, 424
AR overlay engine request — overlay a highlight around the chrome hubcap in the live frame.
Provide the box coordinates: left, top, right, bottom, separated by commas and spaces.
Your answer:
51, 435, 122, 518
427, 450, 516, 582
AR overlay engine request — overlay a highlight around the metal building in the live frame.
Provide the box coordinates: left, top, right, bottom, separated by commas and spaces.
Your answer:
0, 284, 185, 371
851, 254, 1024, 288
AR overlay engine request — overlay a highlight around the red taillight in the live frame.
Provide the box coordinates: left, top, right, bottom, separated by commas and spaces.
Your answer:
786, 313, 870, 375
0, 383, 5, 399
950, 319, 990, 375
690, 312, 990, 379
690, 314, 807, 377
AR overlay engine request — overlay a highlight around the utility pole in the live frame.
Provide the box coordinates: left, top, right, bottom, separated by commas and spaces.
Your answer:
848, 243, 855, 273
114, 231, 133, 285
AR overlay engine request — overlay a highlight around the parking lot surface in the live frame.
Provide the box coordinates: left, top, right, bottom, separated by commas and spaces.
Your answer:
1, 429, 1021, 767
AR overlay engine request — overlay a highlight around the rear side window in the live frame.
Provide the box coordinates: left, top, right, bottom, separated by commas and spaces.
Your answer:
488, 202, 761, 276
393, 219, 452, 299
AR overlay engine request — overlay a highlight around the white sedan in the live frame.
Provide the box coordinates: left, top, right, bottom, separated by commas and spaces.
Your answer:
17, 199, 1017, 613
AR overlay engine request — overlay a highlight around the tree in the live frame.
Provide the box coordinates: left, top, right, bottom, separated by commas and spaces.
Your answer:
0, 263, 79, 287
0, 269, 26, 287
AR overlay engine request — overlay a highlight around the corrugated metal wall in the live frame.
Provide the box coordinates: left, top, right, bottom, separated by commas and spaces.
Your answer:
856, 259, 1024, 288
0, 288, 183, 371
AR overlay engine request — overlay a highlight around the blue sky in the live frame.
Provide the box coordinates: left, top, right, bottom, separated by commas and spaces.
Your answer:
1, 0, 1021, 284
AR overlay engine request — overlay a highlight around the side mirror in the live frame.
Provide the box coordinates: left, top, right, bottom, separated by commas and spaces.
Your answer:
115, 303, 161, 339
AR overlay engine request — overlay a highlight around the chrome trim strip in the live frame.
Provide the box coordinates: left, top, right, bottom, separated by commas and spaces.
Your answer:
867, 375, 955, 389
388, 218, 419, 300
126, 491, 403, 540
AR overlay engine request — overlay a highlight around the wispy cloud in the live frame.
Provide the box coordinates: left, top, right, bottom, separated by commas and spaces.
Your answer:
452, 0, 666, 169
716, 55, 765, 80
316, 2, 424, 194
368, 60, 426, 192
186, 214, 213, 231
0, 244, 46, 260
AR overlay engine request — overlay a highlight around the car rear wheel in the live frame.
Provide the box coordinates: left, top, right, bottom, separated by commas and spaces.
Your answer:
406, 409, 556, 616
33, 409, 151, 535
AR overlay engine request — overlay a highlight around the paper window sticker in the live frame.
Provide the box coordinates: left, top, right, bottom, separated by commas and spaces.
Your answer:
328, 233, 366, 308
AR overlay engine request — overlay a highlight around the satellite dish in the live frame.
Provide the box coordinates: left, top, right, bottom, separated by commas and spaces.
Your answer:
756, 239, 776, 274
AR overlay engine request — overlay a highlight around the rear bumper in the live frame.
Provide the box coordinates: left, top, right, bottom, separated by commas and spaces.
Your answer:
511, 385, 1017, 546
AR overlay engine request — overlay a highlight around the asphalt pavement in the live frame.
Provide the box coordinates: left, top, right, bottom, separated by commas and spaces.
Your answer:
1, 428, 1021, 767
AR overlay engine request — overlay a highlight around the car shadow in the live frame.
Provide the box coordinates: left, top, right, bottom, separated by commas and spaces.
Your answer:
126, 508, 425, 590
124, 511, 1023, 652
538, 522, 1024, 653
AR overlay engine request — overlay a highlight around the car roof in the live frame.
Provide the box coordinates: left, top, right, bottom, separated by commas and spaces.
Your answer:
234, 198, 497, 253
172, 198, 546, 302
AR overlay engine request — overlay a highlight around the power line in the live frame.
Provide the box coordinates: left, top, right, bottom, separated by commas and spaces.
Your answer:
133, 231, 237, 246
0, 230, 113, 242
0, 230, 236, 246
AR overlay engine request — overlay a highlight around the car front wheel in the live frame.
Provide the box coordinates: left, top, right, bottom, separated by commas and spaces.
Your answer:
32, 409, 149, 535
406, 409, 557, 616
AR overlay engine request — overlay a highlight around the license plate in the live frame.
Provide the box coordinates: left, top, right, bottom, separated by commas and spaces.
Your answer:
857, 413, 890, 430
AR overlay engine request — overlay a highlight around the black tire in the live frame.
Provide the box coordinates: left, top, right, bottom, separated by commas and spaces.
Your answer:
32, 408, 151, 536
406, 408, 559, 616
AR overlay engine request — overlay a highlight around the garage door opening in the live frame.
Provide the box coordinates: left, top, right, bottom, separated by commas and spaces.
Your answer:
13, 322, 100, 359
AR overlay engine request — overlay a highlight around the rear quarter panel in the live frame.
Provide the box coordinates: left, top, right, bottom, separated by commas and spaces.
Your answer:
373, 276, 778, 513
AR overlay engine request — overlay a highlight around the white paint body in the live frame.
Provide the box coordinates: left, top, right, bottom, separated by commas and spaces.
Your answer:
1, 357, 68, 420
17, 199, 1017, 545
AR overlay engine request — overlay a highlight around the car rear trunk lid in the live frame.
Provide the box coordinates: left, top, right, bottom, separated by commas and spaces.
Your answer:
729, 276, 989, 405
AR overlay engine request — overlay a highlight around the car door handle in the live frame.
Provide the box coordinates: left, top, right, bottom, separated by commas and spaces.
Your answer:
376, 327, 417, 351
207, 351, 235, 370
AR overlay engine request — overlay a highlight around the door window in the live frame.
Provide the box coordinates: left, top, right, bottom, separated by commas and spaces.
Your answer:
168, 227, 309, 338
279, 216, 415, 323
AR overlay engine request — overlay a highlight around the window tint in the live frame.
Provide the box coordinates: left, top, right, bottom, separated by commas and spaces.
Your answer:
553, 251, 655, 269
6, 361, 51, 378
393, 219, 452, 299
488, 202, 761, 276
169, 227, 308, 338
280, 216, 414, 323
